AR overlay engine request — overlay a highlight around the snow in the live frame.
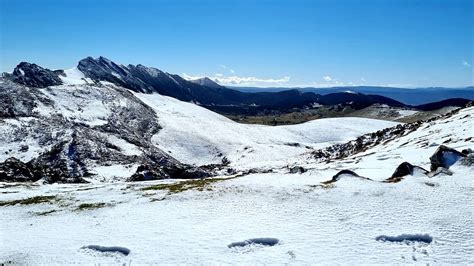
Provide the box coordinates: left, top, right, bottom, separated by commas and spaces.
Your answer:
361, 104, 419, 120
136, 93, 397, 169
0, 163, 472, 264
302, 106, 474, 180
142, 67, 162, 77
397, 109, 418, 117
60, 68, 87, 85
107, 135, 142, 156
0, 84, 149, 163
111, 72, 122, 80
39, 86, 111, 126
1, 80, 472, 264
81, 245, 131, 255
375, 234, 433, 244
166, 73, 181, 85
0, 117, 57, 162
87, 164, 139, 182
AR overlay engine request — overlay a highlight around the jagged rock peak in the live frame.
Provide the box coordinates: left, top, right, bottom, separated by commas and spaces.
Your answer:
9, 62, 64, 88
77, 56, 129, 79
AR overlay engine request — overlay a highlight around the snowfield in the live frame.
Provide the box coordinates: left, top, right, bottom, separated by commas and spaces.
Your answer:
136, 92, 397, 169
0, 163, 472, 264
1, 97, 473, 264
0, 83, 395, 177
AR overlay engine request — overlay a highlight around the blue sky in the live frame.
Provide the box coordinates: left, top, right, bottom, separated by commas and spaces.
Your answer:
1, 0, 472, 87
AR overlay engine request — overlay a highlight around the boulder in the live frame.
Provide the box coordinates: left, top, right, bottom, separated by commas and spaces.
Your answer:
322, 169, 369, 184
289, 166, 306, 174
429, 145, 466, 171
385, 162, 428, 183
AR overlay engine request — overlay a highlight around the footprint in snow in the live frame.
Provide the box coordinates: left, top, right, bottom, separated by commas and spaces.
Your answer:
81, 245, 130, 256
376, 234, 433, 244
228, 237, 280, 248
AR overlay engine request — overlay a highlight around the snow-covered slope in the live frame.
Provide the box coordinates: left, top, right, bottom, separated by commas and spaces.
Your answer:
0, 77, 472, 264
0, 79, 396, 182
297, 105, 474, 180
0, 80, 210, 183
0, 107, 472, 264
136, 93, 397, 169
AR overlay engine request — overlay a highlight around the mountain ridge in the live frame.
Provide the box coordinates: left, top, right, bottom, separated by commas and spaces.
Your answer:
3, 56, 471, 115
2, 57, 410, 111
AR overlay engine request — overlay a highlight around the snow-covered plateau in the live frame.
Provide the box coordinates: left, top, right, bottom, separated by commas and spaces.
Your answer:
0, 71, 473, 264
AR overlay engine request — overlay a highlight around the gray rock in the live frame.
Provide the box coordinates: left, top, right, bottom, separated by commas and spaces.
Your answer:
8, 62, 63, 88
289, 166, 306, 174
322, 169, 370, 184
0, 158, 39, 182
429, 145, 466, 171
461, 153, 474, 167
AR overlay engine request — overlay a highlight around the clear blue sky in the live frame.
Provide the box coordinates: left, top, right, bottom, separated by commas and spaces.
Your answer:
1, 0, 473, 87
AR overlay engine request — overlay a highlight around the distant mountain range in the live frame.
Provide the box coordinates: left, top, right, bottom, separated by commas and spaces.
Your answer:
235, 86, 474, 105
2, 57, 472, 115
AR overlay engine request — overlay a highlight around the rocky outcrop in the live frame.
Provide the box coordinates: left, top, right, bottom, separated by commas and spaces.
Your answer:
127, 163, 210, 181
460, 149, 474, 167
313, 122, 423, 162
312, 107, 465, 162
429, 145, 466, 171
384, 162, 428, 183
77, 56, 213, 99
0, 152, 87, 184
0, 80, 214, 183
0, 158, 39, 182
7, 62, 63, 88
0, 80, 55, 117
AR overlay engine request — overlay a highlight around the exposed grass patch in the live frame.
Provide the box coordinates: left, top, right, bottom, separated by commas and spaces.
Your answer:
0, 195, 58, 206
142, 177, 234, 194
224, 106, 356, 126
75, 202, 108, 211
